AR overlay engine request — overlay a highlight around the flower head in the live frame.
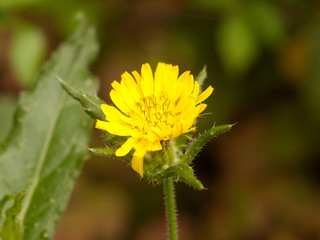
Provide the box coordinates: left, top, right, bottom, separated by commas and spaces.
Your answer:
96, 62, 213, 177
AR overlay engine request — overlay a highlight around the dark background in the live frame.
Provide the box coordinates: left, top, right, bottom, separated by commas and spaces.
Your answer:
1, 0, 320, 239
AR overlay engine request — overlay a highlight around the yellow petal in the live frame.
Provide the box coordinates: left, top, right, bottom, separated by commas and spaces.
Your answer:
100, 104, 131, 124
95, 119, 108, 131
121, 71, 142, 101
135, 138, 149, 154
140, 63, 154, 96
119, 81, 140, 112
153, 140, 163, 151
112, 79, 138, 113
147, 140, 162, 152
111, 81, 143, 118
168, 66, 179, 88
111, 80, 127, 102
197, 103, 207, 114
109, 89, 131, 114
162, 64, 174, 97
170, 65, 179, 81
183, 127, 196, 134
115, 137, 138, 156
166, 66, 180, 100
174, 96, 193, 113
180, 74, 194, 101
96, 120, 132, 136
100, 104, 115, 117
132, 154, 144, 177
196, 86, 213, 105
172, 120, 184, 138
186, 75, 195, 94
192, 81, 200, 100
132, 70, 141, 84
131, 139, 148, 177
154, 62, 166, 96
170, 71, 190, 101
150, 127, 165, 139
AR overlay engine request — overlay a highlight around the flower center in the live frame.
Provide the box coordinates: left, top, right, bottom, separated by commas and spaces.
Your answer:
137, 95, 179, 129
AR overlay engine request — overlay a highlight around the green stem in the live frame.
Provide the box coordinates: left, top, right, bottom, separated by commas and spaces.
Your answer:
163, 178, 178, 240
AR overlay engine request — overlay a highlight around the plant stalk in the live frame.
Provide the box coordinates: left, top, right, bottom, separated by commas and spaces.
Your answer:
163, 178, 178, 240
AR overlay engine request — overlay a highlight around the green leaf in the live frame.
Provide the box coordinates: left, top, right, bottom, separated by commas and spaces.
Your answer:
0, 196, 11, 224
195, 66, 207, 92
0, 14, 99, 240
0, 96, 16, 144
182, 124, 234, 164
0, 190, 26, 240
172, 165, 204, 190
59, 78, 105, 120
10, 26, 46, 88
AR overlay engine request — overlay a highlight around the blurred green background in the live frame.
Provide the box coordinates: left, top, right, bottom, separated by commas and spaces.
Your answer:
1, 0, 320, 239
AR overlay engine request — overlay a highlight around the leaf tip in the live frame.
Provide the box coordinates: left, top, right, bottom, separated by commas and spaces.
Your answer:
88, 148, 95, 153
229, 122, 238, 128
57, 77, 69, 92
199, 185, 207, 191
202, 65, 207, 71
193, 180, 206, 191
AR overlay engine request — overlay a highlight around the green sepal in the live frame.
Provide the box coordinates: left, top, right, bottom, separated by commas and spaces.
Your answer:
89, 147, 115, 157
60, 78, 130, 148
89, 147, 131, 163
145, 164, 204, 190
59, 78, 105, 121
182, 124, 234, 164
195, 65, 207, 92
0, 190, 26, 240
59, 78, 134, 148
171, 134, 192, 159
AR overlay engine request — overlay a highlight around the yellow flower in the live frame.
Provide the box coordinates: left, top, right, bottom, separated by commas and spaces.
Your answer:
96, 62, 213, 177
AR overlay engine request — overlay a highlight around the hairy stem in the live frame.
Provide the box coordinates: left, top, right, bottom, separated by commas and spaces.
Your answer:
163, 178, 178, 240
